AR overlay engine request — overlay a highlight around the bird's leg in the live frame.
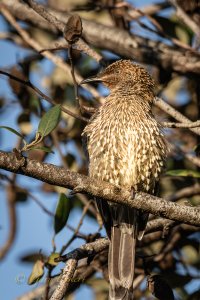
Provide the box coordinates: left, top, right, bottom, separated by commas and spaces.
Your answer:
131, 187, 136, 199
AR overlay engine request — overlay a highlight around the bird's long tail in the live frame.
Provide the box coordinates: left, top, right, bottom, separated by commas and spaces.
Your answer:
96, 199, 147, 299
108, 205, 137, 300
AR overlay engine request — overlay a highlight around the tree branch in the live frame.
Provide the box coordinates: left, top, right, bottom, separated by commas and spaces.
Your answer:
162, 120, 200, 128
169, 0, 200, 35
50, 259, 78, 300
3, 0, 200, 76
0, 70, 88, 123
154, 97, 200, 135
21, 0, 102, 63
0, 3, 100, 100
16, 245, 108, 300
0, 151, 199, 227
50, 237, 109, 300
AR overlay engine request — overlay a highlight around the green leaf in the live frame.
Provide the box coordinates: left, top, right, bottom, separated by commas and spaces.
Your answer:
47, 253, 60, 266
28, 146, 54, 154
166, 169, 200, 178
0, 126, 24, 139
54, 193, 72, 234
28, 260, 44, 285
38, 105, 61, 137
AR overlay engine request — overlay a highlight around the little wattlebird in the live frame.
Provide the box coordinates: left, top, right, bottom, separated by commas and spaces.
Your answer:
81, 60, 168, 300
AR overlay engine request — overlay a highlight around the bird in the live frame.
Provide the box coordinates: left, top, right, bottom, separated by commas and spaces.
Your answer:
81, 60, 168, 300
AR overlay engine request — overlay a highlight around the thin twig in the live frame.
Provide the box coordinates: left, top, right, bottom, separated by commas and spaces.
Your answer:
154, 97, 200, 136
0, 70, 88, 122
56, 237, 109, 262
146, 219, 176, 234
155, 223, 200, 263
0, 4, 100, 99
51, 131, 68, 169
68, 46, 80, 109
63, 14, 84, 111
169, 0, 200, 35
77, 193, 97, 216
60, 200, 93, 254
0, 31, 25, 47
44, 267, 53, 300
29, 192, 85, 238
179, 146, 200, 167
17, 244, 108, 300
170, 143, 200, 167
162, 120, 200, 128
50, 259, 78, 300
130, 6, 195, 52
21, 0, 103, 63
133, 274, 145, 290
128, 2, 170, 19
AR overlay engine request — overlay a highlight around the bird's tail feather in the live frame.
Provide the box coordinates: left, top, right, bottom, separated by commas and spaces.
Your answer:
108, 206, 137, 300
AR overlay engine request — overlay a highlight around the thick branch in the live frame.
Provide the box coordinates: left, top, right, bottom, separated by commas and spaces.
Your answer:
2, 0, 200, 76
0, 151, 199, 227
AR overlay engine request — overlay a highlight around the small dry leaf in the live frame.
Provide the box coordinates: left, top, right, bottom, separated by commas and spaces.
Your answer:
28, 260, 44, 285
64, 15, 82, 44
47, 253, 60, 266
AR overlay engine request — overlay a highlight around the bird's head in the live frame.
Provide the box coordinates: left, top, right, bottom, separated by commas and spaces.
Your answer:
80, 60, 155, 95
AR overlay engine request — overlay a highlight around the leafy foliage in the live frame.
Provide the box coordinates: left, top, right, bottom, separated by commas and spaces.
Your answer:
38, 105, 61, 137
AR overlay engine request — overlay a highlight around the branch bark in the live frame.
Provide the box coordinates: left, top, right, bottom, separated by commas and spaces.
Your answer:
169, 0, 200, 35
0, 151, 199, 227
50, 259, 78, 300
2, 0, 200, 76
162, 120, 200, 128
155, 97, 200, 135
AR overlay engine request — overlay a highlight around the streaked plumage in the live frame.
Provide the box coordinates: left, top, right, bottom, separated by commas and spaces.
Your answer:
82, 60, 168, 299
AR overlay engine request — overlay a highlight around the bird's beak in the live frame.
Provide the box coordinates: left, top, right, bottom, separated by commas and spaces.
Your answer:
80, 75, 102, 85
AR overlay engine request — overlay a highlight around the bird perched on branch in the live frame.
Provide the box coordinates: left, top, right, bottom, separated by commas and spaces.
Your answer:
82, 60, 168, 300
